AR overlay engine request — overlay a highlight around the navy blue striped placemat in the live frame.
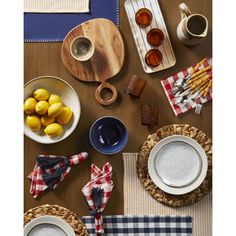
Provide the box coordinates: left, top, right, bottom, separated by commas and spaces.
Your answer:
24, 0, 119, 42
82, 215, 192, 235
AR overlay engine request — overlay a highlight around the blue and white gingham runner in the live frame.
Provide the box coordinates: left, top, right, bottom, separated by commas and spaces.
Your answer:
82, 215, 192, 235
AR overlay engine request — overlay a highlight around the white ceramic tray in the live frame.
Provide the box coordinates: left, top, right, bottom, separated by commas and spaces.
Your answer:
124, 0, 176, 73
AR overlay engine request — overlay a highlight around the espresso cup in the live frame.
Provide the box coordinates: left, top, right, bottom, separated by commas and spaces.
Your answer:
70, 36, 95, 61
177, 3, 208, 46
135, 8, 153, 28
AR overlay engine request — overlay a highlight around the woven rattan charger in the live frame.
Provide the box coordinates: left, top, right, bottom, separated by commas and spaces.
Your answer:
137, 124, 212, 207
24, 204, 88, 236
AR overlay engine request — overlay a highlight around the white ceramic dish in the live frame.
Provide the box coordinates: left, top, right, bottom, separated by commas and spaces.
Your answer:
24, 215, 76, 236
24, 76, 81, 144
148, 135, 208, 195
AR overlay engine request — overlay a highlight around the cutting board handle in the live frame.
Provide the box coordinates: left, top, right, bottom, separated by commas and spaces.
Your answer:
95, 82, 118, 106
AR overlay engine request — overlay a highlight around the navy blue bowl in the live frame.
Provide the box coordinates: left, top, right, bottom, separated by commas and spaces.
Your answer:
89, 116, 128, 155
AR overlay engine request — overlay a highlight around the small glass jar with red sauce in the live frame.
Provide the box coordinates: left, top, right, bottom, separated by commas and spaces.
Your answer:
147, 28, 164, 47
135, 8, 153, 28
145, 49, 163, 67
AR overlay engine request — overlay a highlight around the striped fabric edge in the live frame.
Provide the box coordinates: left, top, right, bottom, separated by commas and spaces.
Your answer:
24, 0, 120, 43
82, 215, 192, 235
116, 0, 120, 27
122, 153, 212, 236
24, 0, 90, 13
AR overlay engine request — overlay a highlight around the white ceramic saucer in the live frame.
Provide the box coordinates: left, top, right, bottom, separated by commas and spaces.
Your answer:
148, 135, 208, 195
24, 215, 76, 236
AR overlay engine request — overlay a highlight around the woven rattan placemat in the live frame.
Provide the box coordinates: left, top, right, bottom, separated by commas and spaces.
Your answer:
137, 124, 212, 207
24, 204, 88, 236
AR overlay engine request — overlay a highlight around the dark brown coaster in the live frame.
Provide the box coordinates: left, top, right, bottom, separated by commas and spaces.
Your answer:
24, 204, 88, 236
141, 104, 158, 126
137, 124, 212, 207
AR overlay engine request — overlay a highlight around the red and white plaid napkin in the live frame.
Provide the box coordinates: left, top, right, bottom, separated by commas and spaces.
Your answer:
161, 58, 212, 116
28, 152, 88, 198
82, 162, 113, 235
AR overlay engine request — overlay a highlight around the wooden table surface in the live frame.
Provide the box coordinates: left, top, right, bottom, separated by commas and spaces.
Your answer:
24, 0, 212, 218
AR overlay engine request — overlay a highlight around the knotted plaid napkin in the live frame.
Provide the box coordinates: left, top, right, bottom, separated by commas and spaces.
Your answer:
82, 162, 113, 235
28, 152, 88, 198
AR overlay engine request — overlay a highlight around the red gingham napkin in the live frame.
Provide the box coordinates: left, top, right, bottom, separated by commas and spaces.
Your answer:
82, 162, 113, 235
161, 59, 212, 116
28, 152, 88, 198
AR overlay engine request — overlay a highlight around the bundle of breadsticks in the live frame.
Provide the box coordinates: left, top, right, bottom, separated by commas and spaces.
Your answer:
186, 59, 212, 98
173, 57, 212, 104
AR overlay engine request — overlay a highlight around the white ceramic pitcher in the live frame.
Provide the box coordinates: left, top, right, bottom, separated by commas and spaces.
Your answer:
177, 3, 208, 46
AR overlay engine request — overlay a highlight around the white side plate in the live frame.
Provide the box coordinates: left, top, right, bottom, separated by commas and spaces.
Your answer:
125, 0, 176, 73
24, 215, 76, 236
148, 135, 208, 195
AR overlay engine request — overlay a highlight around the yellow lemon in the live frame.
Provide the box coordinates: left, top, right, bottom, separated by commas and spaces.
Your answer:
57, 107, 73, 125
48, 94, 61, 105
35, 101, 49, 115
44, 123, 63, 137
26, 115, 41, 132
48, 103, 63, 117
41, 115, 55, 126
34, 88, 50, 101
24, 97, 37, 114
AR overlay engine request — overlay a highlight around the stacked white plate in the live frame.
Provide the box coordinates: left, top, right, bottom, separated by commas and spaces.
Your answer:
24, 216, 75, 236
148, 135, 208, 195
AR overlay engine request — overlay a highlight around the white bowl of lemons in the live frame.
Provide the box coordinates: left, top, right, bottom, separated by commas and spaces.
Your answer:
24, 76, 81, 144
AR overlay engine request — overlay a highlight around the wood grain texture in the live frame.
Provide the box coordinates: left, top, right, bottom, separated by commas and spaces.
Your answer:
95, 81, 118, 105
61, 18, 125, 105
24, 0, 212, 224
61, 18, 125, 83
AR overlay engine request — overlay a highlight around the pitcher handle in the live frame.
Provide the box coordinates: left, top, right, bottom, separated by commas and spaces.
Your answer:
179, 3, 192, 20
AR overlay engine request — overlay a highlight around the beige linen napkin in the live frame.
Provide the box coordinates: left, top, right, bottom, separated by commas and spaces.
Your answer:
123, 153, 212, 236
24, 0, 90, 13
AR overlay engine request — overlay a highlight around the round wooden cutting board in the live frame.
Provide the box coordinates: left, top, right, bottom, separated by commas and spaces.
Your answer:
61, 18, 125, 106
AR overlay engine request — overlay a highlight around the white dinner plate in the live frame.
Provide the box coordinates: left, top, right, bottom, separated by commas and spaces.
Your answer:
148, 135, 208, 195
24, 215, 76, 236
